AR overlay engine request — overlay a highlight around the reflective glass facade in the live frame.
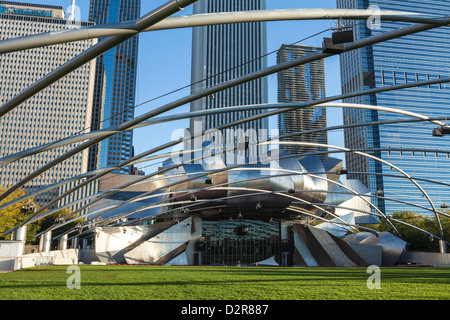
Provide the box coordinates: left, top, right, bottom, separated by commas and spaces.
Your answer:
88, 0, 140, 174
337, 0, 450, 216
277, 44, 328, 161
190, 0, 268, 139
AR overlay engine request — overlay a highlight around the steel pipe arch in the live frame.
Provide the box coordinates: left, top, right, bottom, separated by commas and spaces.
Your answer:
1, 101, 445, 168
39, 145, 420, 239
269, 141, 446, 239
0, 5, 448, 250
69, 140, 450, 238
9, 138, 450, 240
3, 71, 450, 208
3, 14, 450, 204
3, 113, 450, 223
51, 167, 447, 245
49, 176, 371, 240
0, 9, 449, 55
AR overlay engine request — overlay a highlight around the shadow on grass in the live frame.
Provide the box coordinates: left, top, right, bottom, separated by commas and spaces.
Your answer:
1, 267, 450, 291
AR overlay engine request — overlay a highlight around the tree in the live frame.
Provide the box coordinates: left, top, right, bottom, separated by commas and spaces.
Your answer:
37, 208, 81, 235
0, 186, 81, 244
30, 207, 81, 247
0, 186, 39, 241
372, 211, 450, 252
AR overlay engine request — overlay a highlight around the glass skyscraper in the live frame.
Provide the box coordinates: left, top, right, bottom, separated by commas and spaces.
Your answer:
88, 0, 140, 174
337, 0, 450, 216
277, 44, 328, 160
190, 0, 268, 147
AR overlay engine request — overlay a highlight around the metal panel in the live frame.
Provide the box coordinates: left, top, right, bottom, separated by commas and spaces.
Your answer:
124, 217, 193, 264
308, 226, 357, 267
297, 156, 328, 205
315, 212, 355, 237
292, 225, 318, 267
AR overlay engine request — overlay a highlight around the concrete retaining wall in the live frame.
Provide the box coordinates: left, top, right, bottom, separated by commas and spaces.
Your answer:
0, 248, 100, 271
0, 241, 24, 257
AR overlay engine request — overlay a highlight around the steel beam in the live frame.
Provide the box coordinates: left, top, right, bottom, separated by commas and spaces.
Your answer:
270, 141, 446, 239
3, 73, 450, 208
42, 145, 409, 238
1, 101, 444, 168
0, 9, 448, 54
2, 16, 450, 206
2, 9, 450, 243
0, 0, 200, 201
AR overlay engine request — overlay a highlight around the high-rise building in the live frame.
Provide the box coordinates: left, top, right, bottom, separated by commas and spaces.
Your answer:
277, 44, 327, 160
0, 1, 98, 209
88, 0, 140, 174
190, 0, 268, 155
337, 0, 450, 215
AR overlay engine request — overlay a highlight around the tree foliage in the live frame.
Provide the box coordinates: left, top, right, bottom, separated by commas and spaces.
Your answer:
0, 186, 38, 241
0, 186, 79, 244
371, 211, 450, 251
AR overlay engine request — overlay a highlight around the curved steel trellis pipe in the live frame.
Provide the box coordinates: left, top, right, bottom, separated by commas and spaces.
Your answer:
2, 16, 450, 206
96, 139, 448, 238
1, 101, 444, 168
76, 188, 448, 245
72, 199, 447, 245
269, 141, 446, 239
90, 171, 364, 229
110, 188, 356, 232
36, 156, 380, 237
53, 165, 448, 245
64, 184, 445, 244
3, 72, 450, 210
44, 149, 402, 238
6, 136, 450, 237
51, 180, 365, 240
107, 191, 447, 244
15, 138, 450, 240
3, 113, 450, 223
90, 171, 449, 231
41, 173, 343, 239
3, 14, 450, 204
0, 9, 448, 54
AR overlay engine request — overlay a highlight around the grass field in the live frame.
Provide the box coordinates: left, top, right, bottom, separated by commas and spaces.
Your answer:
0, 265, 449, 300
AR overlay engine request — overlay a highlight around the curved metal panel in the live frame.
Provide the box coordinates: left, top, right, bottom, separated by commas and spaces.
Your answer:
297, 155, 328, 204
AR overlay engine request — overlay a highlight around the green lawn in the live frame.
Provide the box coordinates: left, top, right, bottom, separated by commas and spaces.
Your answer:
0, 265, 449, 300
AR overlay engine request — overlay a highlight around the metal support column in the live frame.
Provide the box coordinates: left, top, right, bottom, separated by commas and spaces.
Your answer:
40, 231, 52, 253
72, 237, 79, 250
12, 225, 26, 256
439, 240, 447, 254
58, 234, 68, 251
12, 226, 26, 242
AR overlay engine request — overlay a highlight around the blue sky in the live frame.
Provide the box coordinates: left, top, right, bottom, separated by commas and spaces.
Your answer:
11, 0, 344, 172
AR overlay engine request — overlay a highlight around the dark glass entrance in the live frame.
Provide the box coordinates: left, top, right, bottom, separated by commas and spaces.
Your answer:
201, 219, 281, 266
